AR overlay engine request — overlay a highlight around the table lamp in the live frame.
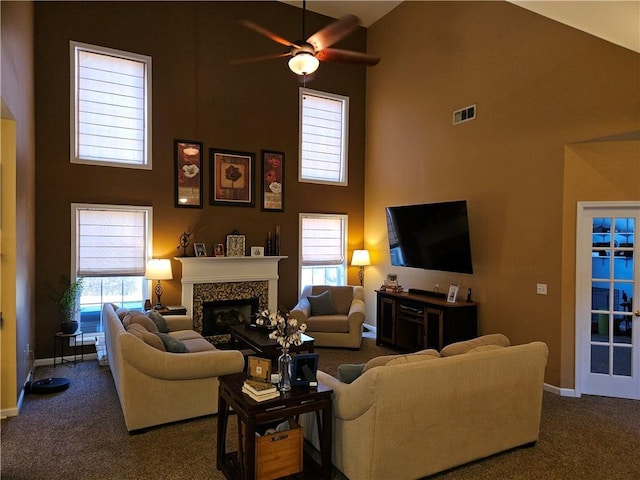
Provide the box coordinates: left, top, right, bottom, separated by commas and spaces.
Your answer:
145, 259, 173, 309
351, 250, 371, 287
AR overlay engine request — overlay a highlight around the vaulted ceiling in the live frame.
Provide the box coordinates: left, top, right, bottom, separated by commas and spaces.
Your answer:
282, 1, 640, 53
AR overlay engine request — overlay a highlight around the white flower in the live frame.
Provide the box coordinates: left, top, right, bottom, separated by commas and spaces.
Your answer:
182, 164, 199, 178
255, 309, 306, 349
268, 182, 282, 194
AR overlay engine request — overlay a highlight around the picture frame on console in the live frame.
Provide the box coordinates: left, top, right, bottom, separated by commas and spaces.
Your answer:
261, 150, 284, 212
447, 284, 460, 303
194, 243, 207, 257
174, 140, 203, 208
210, 148, 255, 207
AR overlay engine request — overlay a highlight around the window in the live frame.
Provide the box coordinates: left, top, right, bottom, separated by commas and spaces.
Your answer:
72, 204, 152, 340
71, 41, 152, 168
299, 88, 348, 185
299, 213, 347, 292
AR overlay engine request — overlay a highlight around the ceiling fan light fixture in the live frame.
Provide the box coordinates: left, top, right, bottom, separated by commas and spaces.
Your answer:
288, 52, 319, 75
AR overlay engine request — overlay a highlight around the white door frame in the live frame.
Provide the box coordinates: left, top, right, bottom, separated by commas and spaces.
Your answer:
575, 201, 640, 399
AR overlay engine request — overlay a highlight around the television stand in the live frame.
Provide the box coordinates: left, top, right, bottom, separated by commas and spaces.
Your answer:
376, 290, 478, 352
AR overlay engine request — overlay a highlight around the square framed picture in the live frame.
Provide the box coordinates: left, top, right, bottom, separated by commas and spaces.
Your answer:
226, 234, 246, 257
250, 246, 264, 257
213, 243, 225, 257
210, 148, 255, 207
261, 150, 284, 212
194, 243, 207, 257
447, 284, 460, 303
174, 140, 203, 208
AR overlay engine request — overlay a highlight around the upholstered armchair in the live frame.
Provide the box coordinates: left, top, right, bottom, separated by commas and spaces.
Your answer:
289, 285, 365, 349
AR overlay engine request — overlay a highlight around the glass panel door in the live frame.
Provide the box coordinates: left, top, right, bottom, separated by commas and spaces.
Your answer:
578, 204, 639, 400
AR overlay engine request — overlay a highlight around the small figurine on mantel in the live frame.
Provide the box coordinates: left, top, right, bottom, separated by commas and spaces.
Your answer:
177, 231, 192, 257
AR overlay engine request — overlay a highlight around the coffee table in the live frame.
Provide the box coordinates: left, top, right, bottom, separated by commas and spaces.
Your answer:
230, 324, 315, 362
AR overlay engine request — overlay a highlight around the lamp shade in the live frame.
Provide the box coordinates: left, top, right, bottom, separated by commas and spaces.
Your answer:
351, 250, 371, 266
288, 52, 319, 75
145, 259, 173, 280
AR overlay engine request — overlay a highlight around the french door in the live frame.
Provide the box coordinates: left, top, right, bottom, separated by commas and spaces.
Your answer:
576, 202, 640, 399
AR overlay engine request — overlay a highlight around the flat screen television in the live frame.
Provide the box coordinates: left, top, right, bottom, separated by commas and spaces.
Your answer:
385, 200, 474, 274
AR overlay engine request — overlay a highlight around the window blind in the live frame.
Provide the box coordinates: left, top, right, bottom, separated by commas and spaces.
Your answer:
300, 90, 347, 184
301, 215, 345, 266
75, 46, 148, 165
77, 208, 147, 276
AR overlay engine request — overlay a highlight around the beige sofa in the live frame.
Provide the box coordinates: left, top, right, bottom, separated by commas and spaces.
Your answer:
290, 285, 365, 348
301, 335, 548, 479
103, 303, 244, 432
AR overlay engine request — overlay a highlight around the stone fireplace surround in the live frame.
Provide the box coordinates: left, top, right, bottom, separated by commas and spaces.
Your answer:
176, 256, 286, 339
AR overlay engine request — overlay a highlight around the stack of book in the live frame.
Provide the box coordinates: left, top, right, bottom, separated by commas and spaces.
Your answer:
242, 378, 279, 402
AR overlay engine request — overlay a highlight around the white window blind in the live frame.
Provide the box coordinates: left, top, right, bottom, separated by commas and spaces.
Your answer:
301, 215, 345, 266
76, 207, 149, 276
299, 88, 348, 185
71, 42, 151, 168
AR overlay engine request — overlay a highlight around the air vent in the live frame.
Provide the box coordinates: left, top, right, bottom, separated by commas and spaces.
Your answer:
453, 104, 476, 125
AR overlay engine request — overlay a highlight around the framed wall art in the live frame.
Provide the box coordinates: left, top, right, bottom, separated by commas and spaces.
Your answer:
210, 148, 255, 207
261, 150, 284, 212
174, 140, 203, 208
226, 234, 246, 257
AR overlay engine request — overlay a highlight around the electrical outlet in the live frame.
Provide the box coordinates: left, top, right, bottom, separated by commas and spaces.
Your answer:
536, 283, 548, 295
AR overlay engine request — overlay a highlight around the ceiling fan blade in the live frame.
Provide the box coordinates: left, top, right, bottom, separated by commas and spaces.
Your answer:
316, 48, 380, 66
306, 14, 360, 51
239, 19, 300, 48
229, 52, 292, 65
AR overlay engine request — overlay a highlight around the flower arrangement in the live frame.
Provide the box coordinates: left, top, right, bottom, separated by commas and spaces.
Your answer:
255, 309, 307, 349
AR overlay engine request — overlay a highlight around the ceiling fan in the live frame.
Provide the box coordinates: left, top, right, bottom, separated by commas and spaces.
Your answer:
231, 0, 380, 76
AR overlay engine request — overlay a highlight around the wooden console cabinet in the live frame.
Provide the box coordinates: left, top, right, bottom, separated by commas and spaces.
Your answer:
376, 290, 478, 352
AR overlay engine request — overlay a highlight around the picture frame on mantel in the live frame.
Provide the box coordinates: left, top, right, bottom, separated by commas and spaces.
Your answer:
226, 234, 246, 257
261, 150, 284, 212
210, 148, 255, 207
174, 140, 203, 208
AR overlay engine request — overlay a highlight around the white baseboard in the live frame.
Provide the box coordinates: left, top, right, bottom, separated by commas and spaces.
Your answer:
34, 353, 98, 367
544, 383, 578, 397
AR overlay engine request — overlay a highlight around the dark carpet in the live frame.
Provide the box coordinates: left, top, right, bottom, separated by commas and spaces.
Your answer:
1, 337, 639, 479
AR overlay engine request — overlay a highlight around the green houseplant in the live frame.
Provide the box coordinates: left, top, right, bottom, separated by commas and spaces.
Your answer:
50, 277, 84, 334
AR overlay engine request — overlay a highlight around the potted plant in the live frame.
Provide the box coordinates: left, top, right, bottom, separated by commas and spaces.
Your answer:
50, 277, 84, 334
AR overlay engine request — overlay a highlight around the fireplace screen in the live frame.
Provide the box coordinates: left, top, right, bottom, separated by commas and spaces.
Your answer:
202, 298, 259, 336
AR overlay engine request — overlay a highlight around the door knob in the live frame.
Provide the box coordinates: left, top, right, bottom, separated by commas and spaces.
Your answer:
635, 310, 640, 317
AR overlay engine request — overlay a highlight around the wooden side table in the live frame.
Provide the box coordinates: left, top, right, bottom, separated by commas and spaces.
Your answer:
53, 331, 84, 366
217, 373, 333, 480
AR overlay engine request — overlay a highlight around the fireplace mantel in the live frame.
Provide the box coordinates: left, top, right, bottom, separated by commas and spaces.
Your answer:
175, 256, 287, 315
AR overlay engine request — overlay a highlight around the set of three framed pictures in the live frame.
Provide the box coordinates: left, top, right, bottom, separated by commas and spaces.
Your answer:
174, 140, 284, 212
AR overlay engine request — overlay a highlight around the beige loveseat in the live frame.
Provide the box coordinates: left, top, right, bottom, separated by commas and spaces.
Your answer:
103, 303, 244, 432
290, 285, 365, 348
301, 335, 548, 479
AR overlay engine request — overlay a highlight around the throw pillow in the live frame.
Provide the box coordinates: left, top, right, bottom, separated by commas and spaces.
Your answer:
122, 311, 159, 333
307, 290, 337, 316
363, 349, 440, 373
126, 324, 166, 351
155, 332, 189, 353
115, 307, 130, 321
146, 309, 169, 333
440, 333, 511, 357
337, 363, 366, 384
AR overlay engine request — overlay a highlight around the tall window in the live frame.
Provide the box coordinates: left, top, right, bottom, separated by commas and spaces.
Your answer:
71, 41, 152, 169
299, 88, 349, 185
72, 204, 152, 337
299, 213, 347, 292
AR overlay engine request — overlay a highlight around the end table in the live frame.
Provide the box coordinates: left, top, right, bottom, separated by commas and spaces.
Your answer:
53, 331, 84, 366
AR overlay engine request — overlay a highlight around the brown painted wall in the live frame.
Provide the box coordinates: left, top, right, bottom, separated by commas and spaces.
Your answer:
365, 1, 639, 388
34, 1, 367, 358
1, 0, 37, 410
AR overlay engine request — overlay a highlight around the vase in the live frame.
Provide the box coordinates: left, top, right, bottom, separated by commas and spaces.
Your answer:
278, 348, 292, 392
61, 321, 79, 335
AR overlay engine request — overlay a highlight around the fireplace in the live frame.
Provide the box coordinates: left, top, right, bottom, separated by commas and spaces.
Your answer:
202, 297, 259, 336
176, 255, 286, 345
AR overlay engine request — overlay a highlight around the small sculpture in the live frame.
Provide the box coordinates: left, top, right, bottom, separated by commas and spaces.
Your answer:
177, 231, 192, 257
